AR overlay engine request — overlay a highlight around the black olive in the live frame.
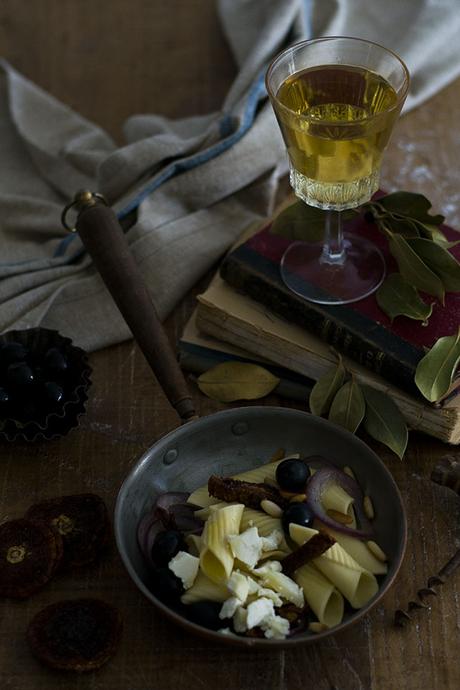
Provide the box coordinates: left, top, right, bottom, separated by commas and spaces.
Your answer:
186, 601, 224, 630
6, 362, 35, 387
151, 530, 185, 567
0, 342, 28, 367
151, 567, 184, 603
282, 502, 315, 534
276, 459, 310, 493
44, 348, 68, 375
43, 382, 65, 405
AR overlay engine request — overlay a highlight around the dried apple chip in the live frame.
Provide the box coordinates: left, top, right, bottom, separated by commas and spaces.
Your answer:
26, 494, 110, 568
27, 598, 122, 672
0, 518, 63, 598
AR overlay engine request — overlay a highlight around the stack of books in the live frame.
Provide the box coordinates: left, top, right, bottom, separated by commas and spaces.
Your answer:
179, 214, 460, 445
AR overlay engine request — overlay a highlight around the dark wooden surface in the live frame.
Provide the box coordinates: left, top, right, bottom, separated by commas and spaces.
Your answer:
0, 2, 459, 689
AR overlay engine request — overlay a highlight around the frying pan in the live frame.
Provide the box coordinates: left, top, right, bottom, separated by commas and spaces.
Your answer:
67, 191, 407, 647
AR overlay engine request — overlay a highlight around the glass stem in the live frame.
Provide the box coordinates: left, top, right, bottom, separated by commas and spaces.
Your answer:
320, 210, 345, 265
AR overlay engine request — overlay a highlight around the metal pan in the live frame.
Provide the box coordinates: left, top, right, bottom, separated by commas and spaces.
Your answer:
68, 192, 407, 647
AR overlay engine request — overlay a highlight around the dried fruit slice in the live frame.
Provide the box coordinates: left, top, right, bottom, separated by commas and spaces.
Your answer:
25, 494, 110, 568
0, 519, 63, 598
27, 598, 122, 672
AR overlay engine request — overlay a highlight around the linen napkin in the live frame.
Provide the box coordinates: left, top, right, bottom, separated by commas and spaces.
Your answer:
1, 0, 460, 351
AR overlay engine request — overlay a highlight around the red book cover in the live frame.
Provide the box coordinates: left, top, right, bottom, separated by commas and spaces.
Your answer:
220, 207, 460, 401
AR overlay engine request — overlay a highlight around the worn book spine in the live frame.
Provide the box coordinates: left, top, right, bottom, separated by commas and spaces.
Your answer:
220, 245, 424, 399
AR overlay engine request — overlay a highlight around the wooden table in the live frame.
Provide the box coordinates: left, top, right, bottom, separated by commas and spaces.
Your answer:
0, 2, 459, 688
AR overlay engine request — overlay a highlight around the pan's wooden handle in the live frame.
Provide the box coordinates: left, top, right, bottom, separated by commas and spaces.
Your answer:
73, 199, 196, 423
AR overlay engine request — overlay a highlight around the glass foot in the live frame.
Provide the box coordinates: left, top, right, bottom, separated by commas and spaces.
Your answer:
280, 233, 385, 305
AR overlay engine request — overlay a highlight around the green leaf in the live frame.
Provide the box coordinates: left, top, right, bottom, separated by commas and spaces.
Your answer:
309, 359, 347, 416
407, 237, 460, 292
418, 223, 456, 248
415, 328, 460, 402
376, 273, 433, 322
381, 213, 421, 238
197, 362, 280, 402
378, 192, 445, 226
388, 233, 445, 303
270, 201, 354, 242
328, 379, 365, 433
361, 386, 408, 459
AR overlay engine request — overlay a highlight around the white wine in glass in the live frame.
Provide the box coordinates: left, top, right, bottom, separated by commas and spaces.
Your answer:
266, 37, 410, 305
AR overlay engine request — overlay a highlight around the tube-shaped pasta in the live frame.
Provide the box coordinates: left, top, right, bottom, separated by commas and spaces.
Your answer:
321, 484, 354, 515
324, 528, 388, 575
187, 455, 297, 508
200, 504, 244, 583
240, 508, 289, 552
181, 570, 228, 604
294, 563, 344, 627
313, 543, 378, 608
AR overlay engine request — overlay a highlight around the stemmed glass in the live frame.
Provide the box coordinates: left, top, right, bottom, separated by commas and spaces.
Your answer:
266, 37, 410, 305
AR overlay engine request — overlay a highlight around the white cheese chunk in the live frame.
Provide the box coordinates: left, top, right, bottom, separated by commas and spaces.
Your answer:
220, 596, 241, 620
262, 614, 290, 640
246, 597, 275, 629
228, 527, 263, 568
218, 628, 236, 636
168, 551, 199, 590
260, 529, 283, 552
233, 606, 248, 633
256, 586, 283, 607
227, 570, 250, 603
260, 570, 304, 608
251, 560, 283, 576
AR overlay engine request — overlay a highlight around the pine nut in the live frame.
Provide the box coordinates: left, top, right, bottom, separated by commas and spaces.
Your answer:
260, 499, 283, 518
327, 509, 353, 525
343, 466, 355, 480
290, 494, 307, 503
309, 622, 328, 633
367, 540, 387, 562
269, 448, 285, 463
364, 495, 375, 520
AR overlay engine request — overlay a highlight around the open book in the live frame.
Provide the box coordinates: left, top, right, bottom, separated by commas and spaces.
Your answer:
190, 273, 460, 445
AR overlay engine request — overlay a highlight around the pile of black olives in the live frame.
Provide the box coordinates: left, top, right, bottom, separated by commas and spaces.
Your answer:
0, 340, 70, 424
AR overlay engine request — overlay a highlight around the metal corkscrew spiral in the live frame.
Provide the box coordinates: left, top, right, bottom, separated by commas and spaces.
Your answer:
394, 456, 460, 627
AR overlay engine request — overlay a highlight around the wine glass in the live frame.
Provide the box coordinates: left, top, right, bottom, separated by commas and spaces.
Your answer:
266, 37, 410, 305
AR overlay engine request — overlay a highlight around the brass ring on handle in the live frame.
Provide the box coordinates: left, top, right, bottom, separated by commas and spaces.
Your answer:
61, 190, 109, 232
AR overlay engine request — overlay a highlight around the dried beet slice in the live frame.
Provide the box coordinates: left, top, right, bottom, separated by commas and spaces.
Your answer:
27, 598, 122, 672
0, 519, 63, 598
25, 494, 110, 568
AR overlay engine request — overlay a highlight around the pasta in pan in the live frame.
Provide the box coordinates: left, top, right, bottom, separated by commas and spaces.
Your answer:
142, 452, 389, 640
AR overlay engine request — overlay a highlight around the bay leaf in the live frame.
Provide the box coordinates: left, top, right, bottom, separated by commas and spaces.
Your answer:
309, 359, 347, 416
361, 386, 408, 459
376, 273, 433, 322
418, 223, 454, 247
328, 379, 365, 433
197, 362, 280, 402
378, 191, 445, 226
270, 200, 354, 242
388, 233, 445, 303
382, 212, 420, 238
414, 329, 460, 402
407, 237, 460, 292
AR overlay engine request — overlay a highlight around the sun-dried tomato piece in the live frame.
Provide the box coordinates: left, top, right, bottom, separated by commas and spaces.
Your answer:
208, 475, 288, 510
25, 494, 110, 568
0, 519, 63, 599
281, 532, 335, 577
27, 598, 122, 672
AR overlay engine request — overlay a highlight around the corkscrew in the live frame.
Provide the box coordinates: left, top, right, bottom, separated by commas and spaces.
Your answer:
394, 456, 460, 627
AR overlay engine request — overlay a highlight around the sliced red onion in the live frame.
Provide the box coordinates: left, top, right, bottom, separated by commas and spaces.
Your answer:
156, 492, 190, 511
169, 503, 204, 534
137, 491, 202, 565
137, 510, 164, 566
306, 467, 373, 539
302, 455, 336, 471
